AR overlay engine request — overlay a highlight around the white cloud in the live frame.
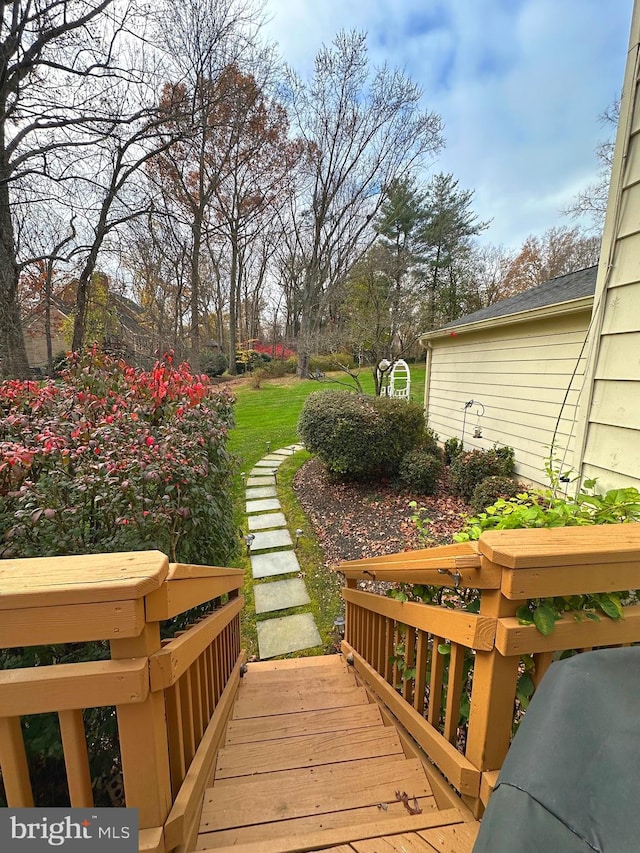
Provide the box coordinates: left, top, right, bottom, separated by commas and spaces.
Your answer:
262, 0, 633, 247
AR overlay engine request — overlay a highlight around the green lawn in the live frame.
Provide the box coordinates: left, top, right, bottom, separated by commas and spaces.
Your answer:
227, 363, 426, 657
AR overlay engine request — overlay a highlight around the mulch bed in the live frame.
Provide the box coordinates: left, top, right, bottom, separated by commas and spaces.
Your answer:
293, 457, 471, 570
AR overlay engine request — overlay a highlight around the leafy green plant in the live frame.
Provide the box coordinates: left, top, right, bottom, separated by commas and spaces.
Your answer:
298, 390, 424, 480
201, 351, 228, 377
453, 480, 640, 634
471, 475, 524, 512
399, 450, 443, 495
449, 446, 515, 501
444, 436, 463, 465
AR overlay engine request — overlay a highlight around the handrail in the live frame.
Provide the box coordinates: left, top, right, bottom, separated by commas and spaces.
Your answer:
0, 552, 245, 853
338, 523, 640, 817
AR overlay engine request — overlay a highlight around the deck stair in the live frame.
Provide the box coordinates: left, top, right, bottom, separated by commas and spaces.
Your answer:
196, 654, 479, 853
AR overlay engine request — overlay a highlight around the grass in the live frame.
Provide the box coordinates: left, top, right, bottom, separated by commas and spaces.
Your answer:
226, 363, 427, 656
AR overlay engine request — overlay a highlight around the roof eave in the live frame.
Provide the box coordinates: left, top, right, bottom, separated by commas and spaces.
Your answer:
419, 295, 594, 346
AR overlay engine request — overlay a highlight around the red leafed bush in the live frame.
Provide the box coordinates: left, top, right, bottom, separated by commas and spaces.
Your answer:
0, 348, 238, 564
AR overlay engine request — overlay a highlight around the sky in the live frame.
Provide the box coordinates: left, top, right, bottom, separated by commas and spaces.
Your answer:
262, 0, 634, 250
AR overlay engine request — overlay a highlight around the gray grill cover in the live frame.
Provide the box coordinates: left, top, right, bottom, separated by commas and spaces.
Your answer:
473, 647, 640, 853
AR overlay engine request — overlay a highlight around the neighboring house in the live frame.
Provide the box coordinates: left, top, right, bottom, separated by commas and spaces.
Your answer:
22, 290, 154, 371
420, 266, 597, 487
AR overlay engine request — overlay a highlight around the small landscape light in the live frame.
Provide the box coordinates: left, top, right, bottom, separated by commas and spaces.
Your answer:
295, 528, 303, 548
272, 468, 278, 484
266, 441, 271, 452
245, 533, 255, 555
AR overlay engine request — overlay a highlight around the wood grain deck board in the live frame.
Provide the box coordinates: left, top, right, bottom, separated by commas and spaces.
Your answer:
195, 797, 437, 849
224, 704, 382, 745
215, 726, 403, 779
200, 756, 432, 830
231, 685, 369, 718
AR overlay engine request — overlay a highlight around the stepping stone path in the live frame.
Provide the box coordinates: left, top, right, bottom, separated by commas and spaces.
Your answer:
245, 444, 322, 659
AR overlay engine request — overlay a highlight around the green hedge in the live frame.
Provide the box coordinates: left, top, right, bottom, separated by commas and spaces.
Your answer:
450, 446, 515, 502
298, 390, 424, 479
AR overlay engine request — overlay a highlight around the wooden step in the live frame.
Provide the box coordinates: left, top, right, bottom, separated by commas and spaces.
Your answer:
224, 704, 383, 745
215, 725, 403, 779
232, 685, 369, 719
201, 756, 433, 832
240, 669, 356, 692
244, 654, 346, 673
197, 807, 468, 853
196, 797, 438, 849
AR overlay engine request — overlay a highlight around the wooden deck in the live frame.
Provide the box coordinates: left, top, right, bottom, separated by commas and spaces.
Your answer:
196, 654, 479, 853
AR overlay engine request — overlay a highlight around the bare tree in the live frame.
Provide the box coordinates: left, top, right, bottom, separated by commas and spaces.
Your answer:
563, 99, 620, 234
0, 0, 148, 376
282, 31, 444, 377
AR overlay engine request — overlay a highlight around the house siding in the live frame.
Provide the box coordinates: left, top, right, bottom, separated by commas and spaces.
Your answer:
425, 312, 591, 487
577, 3, 640, 492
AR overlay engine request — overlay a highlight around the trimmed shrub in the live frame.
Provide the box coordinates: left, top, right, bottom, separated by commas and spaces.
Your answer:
450, 446, 516, 502
309, 352, 356, 372
202, 351, 228, 377
471, 475, 524, 512
284, 356, 298, 374
444, 436, 463, 465
262, 360, 287, 378
421, 428, 443, 460
298, 390, 424, 480
399, 450, 444, 495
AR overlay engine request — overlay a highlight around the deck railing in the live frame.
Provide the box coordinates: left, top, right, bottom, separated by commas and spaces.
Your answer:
338, 524, 640, 816
0, 551, 244, 853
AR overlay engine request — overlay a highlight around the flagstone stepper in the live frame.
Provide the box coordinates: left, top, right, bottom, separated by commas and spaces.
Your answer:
251, 550, 300, 579
248, 512, 287, 531
246, 476, 275, 487
253, 578, 311, 614
253, 458, 284, 468
245, 486, 277, 500
256, 612, 322, 659
249, 529, 293, 552
263, 453, 291, 461
246, 498, 281, 514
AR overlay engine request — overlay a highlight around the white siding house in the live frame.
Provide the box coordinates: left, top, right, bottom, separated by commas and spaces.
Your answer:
574, 2, 640, 491
420, 268, 596, 487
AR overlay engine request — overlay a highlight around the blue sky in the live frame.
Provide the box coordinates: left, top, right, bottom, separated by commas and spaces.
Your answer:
263, 0, 633, 249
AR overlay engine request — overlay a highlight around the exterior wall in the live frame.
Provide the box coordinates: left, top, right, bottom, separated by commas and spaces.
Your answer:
425, 311, 591, 488
576, 4, 640, 491
23, 309, 68, 369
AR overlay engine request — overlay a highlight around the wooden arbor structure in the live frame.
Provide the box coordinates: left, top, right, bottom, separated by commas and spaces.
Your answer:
2, 525, 640, 851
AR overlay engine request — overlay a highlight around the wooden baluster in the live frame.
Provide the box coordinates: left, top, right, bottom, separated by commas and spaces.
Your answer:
383, 617, 394, 683
0, 717, 34, 806
392, 624, 400, 689
375, 612, 385, 674
191, 661, 204, 745
414, 630, 428, 715
402, 626, 416, 704
427, 636, 444, 728
165, 684, 186, 797
179, 670, 195, 766
443, 643, 465, 744
58, 709, 93, 807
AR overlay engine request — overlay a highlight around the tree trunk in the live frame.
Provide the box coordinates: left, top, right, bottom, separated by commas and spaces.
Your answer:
227, 241, 238, 375
0, 158, 29, 378
190, 216, 202, 373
